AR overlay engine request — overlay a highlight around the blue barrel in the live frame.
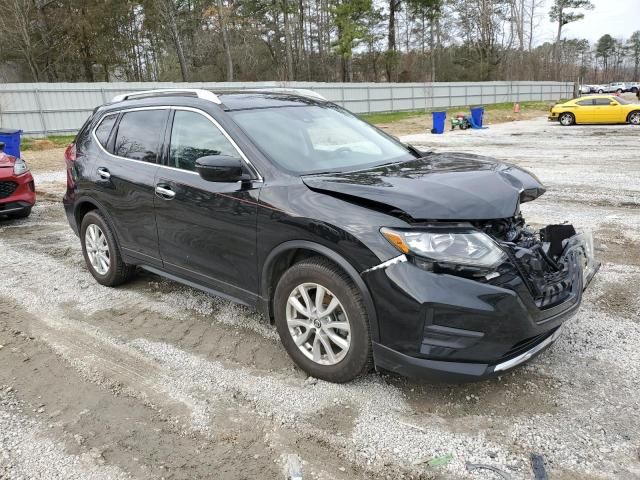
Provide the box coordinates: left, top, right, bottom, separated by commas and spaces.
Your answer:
470, 106, 484, 128
431, 111, 446, 134
0, 129, 23, 158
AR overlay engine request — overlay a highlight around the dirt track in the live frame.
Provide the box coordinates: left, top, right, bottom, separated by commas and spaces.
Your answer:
1, 118, 640, 480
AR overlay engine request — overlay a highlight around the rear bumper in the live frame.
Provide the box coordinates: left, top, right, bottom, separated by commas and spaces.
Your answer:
365, 233, 598, 382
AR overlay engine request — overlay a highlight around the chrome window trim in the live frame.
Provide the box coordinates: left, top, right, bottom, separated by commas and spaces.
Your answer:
91, 105, 263, 181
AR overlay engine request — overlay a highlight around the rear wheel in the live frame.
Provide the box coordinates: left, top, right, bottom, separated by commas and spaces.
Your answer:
274, 258, 372, 383
8, 207, 31, 219
80, 210, 135, 286
628, 111, 640, 125
616, 89, 623, 94
597, 89, 604, 94
559, 112, 575, 126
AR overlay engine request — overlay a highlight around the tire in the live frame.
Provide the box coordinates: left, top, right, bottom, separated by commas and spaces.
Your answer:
628, 111, 640, 126
8, 207, 31, 219
631, 87, 638, 94
616, 89, 623, 94
598, 89, 604, 94
80, 210, 134, 286
559, 112, 575, 126
273, 257, 372, 383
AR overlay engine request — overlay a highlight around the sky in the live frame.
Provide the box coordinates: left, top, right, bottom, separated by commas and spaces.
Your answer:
536, 0, 639, 44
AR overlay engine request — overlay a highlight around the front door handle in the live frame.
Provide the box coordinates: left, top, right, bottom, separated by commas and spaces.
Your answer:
97, 167, 111, 179
155, 184, 176, 199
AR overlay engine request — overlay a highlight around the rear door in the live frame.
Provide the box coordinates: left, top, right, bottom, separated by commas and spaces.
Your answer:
574, 99, 595, 123
92, 107, 169, 267
154, 107, 261, 302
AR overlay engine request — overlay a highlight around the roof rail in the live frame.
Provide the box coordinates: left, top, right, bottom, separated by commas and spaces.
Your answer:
111, 88, 221, 104
247, 88, 327, 101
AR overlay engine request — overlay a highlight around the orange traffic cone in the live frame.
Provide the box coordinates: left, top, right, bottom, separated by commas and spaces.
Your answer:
514, 103, 521, 113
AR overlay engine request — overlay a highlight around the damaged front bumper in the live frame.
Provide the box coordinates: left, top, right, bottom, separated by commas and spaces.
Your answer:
364, 230, 599, 382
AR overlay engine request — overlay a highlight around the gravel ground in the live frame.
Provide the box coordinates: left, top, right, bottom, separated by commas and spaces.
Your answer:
0, 118, 639, 480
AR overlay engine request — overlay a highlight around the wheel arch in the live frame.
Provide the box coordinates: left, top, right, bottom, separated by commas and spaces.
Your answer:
260, 241, 380, 342
73, 197, 122, 245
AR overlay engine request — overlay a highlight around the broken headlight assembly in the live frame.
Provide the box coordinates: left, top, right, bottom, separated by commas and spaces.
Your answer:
380, 227, 507, 274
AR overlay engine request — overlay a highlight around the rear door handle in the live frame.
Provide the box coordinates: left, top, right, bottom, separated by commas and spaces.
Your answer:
97, 167, 111, 179
155, 184, 176, 199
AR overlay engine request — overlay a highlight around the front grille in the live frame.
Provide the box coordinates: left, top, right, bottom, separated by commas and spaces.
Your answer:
507, 248, 574, 310
536, 279, 573, 309
0, 181, 17, 199
498, 327, 559, 363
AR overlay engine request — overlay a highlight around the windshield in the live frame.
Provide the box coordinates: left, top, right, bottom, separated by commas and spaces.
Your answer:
230, 105, 413, 174
615, 97, 632, 105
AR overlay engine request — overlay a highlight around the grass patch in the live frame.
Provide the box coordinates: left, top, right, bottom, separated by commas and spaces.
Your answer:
21, 135, 75, 151
360, 101, 555, 124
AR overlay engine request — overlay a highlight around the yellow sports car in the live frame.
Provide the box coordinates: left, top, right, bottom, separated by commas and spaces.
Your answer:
549, 95, 640, 126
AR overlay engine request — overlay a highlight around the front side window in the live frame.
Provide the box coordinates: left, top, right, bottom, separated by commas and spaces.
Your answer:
95, 114, 117, 148
169, 110, 238, 172
594, 98, 615, 106
114, 109, 167, 162
230, 105, 412, 174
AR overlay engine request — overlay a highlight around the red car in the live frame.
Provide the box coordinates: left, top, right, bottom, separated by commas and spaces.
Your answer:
0, 146, 35, 219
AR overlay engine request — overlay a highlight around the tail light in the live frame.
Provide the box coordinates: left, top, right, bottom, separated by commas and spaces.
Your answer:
64, 143, 76, 188
64, 143, 76, 164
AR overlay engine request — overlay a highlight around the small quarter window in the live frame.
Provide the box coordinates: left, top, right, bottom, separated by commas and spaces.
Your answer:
169, 110, 238, 172
95, 114, 117, 148
114, 110, 168, 163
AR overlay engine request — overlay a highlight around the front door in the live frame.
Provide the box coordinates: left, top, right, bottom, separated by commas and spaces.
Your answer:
92, 108, 169, 266
592, 98, 623, 123
154, 108, 261, 302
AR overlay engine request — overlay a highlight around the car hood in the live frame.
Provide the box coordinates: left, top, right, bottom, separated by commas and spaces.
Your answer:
301, 152, 546, 221
0, 152, 16, 167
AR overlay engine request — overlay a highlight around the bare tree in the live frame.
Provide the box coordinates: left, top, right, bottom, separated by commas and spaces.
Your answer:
157, 0, 190, 81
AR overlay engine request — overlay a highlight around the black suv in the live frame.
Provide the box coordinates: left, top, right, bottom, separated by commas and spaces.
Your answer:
63, 89, 598, 383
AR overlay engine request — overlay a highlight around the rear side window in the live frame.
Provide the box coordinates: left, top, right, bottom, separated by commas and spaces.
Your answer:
114, 110, 167, 162
169, 110, 238, 172
94, 114, 117, 148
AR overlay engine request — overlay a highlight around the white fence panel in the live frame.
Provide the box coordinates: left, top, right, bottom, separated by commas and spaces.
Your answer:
0, 81, 574, 136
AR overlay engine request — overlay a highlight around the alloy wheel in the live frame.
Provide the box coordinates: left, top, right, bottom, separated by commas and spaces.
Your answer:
286, 283, 351, 365
85, 224, 110, 275
629, 112, 640, 125
560, 113, 574, 126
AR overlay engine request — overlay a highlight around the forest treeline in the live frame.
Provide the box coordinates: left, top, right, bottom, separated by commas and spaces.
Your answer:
0, 0, 638, 84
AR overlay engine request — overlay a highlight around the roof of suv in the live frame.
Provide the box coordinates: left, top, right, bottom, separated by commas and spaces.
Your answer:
105, 90, 327, 113
217, 91, 326, 110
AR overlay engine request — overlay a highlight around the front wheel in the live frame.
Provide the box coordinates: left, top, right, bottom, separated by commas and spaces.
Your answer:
274, 258, 372, 383
628, 111, 640, 125
597, 89, 604, 94
559, 113, 575, 126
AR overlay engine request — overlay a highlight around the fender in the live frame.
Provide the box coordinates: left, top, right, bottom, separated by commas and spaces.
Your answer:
260, 240, 380, 343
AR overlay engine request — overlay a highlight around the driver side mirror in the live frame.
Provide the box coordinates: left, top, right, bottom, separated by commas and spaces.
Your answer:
195, 155, 247, 183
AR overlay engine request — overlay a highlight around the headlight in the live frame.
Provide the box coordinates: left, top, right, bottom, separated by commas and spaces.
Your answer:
381, 227, 506, 269
13, 158, 29, 176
